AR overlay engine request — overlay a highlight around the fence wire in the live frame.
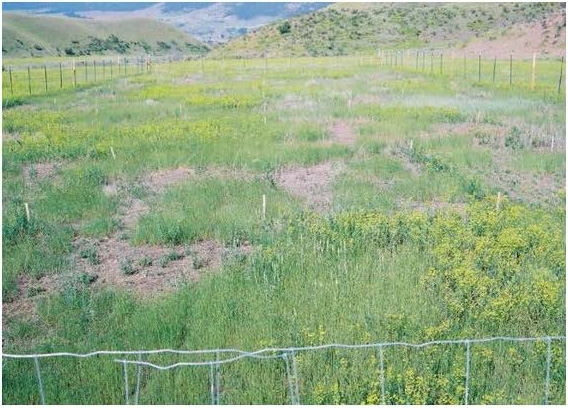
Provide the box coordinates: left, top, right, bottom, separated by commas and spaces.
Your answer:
3, 335, 565, 405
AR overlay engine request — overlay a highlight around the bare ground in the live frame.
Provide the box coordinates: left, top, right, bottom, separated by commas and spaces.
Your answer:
275, 161, 346, 212
4, 165, 257, 322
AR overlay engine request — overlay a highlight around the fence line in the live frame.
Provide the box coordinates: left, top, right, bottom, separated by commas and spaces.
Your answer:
3, 51, 565, 99
3, 335, 565, 405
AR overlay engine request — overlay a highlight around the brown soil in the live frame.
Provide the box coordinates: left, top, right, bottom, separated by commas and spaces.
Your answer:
329, 121, 358, 145
23, 162, 61, 183
275, 161, 345, 212
4, 165, 258, 322
460, 13, 566, 58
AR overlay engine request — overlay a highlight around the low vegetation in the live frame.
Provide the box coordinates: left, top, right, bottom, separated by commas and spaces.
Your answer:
2, 52, 565, 404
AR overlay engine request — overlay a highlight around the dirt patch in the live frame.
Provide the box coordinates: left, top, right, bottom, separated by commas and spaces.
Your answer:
23, 162, 61, 183
460, 13, 566, 58
141, 166, 257, 194
72, 237, 251, 297
329, 121, 358, 145
275, 161, 345, 212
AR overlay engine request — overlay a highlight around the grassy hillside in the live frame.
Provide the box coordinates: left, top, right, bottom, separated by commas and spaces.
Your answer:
2, 13, 210, 57
213, 2, 566, 57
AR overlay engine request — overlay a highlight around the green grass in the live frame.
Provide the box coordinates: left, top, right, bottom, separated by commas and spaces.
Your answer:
2, 54, 565, 404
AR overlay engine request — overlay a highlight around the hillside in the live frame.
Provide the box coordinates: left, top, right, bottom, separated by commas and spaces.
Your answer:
2, 2, 330, 44
213, 2, 566, 57
2, 12, 210, 57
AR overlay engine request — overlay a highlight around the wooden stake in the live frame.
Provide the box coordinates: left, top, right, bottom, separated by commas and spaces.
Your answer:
531, 52, 536, 90
73, 59, 77, 87
557, 56, 564, 95
44, 64, 48, 92
478, 53, 481, 82
509, 53, 513, 86
28, 65, 32, 94
24, 203, 30, 222
59, 62, 63, 88
9, 66, 13, 95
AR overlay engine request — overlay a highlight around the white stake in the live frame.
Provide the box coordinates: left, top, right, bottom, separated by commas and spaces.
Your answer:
410, 139, 413, 150
110, 147, 116, 160
262, 194, 266, 220
24, 203, 30, 222
551, 136, 555, 151
496, 192, 502, 211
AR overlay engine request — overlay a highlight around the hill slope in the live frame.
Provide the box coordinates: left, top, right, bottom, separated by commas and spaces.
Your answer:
2, 2, 331, 44
213, 2, 566, 57
2, 12, 210, 57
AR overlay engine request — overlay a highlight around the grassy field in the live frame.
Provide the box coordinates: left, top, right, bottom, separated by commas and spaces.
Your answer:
2, 54, 566, 404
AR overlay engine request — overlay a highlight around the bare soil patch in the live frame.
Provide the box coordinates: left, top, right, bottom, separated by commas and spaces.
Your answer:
329, 121, 358, 145
23, 162, 61, 183
460, 13, 565, 58
275, 161, 345, 212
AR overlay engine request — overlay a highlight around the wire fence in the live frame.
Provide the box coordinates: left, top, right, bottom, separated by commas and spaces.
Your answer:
3, 50, 565, 99
2, 335, 565, 405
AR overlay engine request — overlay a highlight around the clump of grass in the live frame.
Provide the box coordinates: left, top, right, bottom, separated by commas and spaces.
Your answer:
77, 273, 98, 285
26, 286, 45, 298
119, 258, 136, 275
79, 245, 100, 265
192, 255, 205, 270
139, 257, 153, 267
158, 251, 182, 268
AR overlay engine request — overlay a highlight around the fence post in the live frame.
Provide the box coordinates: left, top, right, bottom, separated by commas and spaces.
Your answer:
464, 341, 471, 405
478, 53, 481, 82
492, 56, 496, 83
102, 59, 105, 80
28, 65, 32, 94
93, 60, 96, 82
59, 62, 63, 88
415, 50, 419, 70
73, 59, 76, 87
44, 64, 47, 92
558, 56, 564, 95
509, 53, 513, 86
9, 66, 13, 95
85, 60, 88, 82
531, 52, 536, 90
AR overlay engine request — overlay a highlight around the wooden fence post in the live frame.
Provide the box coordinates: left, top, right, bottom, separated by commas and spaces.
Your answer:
9, 66, 13, 95
73, 59, 77, 87
531, 52, 536, 90
558, 56, 564, 95
59, 62, 63, 88
478, 53, 481, 82
27, 65, 31, 94
44, 64, 48, 92
509, 53, 513, 86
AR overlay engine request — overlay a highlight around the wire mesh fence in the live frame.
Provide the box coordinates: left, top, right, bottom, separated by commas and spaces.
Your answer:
3, 50, 565, 100
2, 335, 565, 405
